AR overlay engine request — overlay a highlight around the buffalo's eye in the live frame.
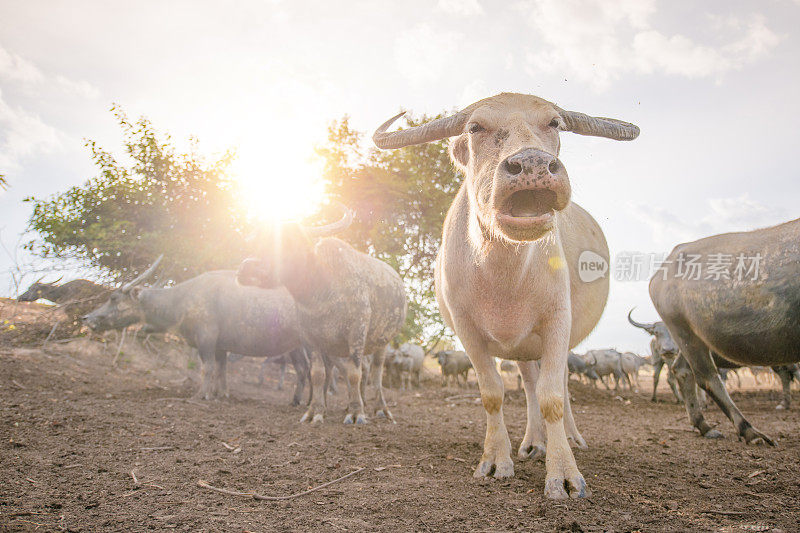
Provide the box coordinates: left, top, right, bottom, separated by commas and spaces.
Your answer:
468, 122, 485, 134
548, 118, 560, 129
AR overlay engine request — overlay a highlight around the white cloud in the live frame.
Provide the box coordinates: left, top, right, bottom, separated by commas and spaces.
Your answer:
0, 89, 63, 171
0, 44, 99, 98
0, 46, 44, 84
519, 0, 781, 90
394, 24, 462, 85
630, 194, 789, 250
436, 0, 483, 16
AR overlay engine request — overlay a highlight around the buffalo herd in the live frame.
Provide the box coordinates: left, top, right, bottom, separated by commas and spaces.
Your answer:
18, 92, 800, 499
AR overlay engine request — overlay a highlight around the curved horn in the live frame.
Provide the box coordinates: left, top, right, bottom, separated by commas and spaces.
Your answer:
122, 254, 163, 293
49, 275, 64, 285
373, 110, 471, 149
556, 107, 640, 141
303, 202, 354, 239
627, 308, 653, 330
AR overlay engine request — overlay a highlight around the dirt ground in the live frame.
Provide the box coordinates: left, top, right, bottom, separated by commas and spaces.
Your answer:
1, 303, 799, 532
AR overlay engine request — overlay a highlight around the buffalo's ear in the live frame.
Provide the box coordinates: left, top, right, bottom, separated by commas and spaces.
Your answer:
449, 134, 469, 171
130, 286, 144, 301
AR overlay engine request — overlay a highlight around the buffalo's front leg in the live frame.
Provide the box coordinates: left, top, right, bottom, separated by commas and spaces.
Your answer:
538, 312, 588, 499
469, 348, 513, 479
300, 350, 327, 423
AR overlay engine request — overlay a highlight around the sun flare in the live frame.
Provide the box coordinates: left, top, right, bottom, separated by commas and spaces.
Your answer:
232, 149, 326, 224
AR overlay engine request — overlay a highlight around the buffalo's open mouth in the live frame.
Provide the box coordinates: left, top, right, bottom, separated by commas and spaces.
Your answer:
496, 188, 558, 229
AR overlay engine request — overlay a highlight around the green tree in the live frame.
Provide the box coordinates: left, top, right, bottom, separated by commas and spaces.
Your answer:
25, 106, 250, 281
317, 113, 460, 349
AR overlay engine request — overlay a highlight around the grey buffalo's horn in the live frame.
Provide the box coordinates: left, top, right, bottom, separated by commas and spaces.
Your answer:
627, 308, 653, 330
373, 110, 471, 149
48, 275, 64, 285
304, 201, 354, 238
122, 254, 163, 293
556, 107, 640, 141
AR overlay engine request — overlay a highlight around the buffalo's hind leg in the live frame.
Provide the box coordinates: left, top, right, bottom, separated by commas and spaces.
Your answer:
300, 350, 327, 424
671, 334, 775, 445
288, 348, 310, 407
369, 346, 393, 422
517, 360, 546, 461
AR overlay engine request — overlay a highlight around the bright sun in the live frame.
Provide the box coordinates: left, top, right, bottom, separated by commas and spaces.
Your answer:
232, 148, 326, 224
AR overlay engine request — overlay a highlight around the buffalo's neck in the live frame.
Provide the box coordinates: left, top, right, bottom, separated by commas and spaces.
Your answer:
281, 255, 334, 311
138, 288, 183, 330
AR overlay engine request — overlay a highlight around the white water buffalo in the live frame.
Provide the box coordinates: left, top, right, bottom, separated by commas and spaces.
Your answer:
237, 205, 407, 425
650, 218, 800, 445
374, 92, 639, 498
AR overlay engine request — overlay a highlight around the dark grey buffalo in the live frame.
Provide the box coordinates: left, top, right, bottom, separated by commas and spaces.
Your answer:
584, 349, 630, 391
434, 350, 473, 387
84, 262, 310, 405
19, 277, 110, 336
567, 352, 599, 384
628, 310, 683, 402
649, 218, 800, 444
237, 204, 407, 425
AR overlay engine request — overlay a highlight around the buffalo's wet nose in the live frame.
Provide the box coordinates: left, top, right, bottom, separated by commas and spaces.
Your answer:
502, 148, 560, 178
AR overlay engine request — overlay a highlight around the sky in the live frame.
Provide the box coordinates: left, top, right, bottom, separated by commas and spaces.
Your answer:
0, 0, 798, 354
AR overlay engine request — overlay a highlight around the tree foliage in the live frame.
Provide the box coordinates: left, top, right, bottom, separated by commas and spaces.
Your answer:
317, 113, 461, 348
25, 106, 250, 281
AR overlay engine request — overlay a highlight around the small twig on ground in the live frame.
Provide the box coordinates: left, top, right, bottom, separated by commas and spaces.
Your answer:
11, 379, 26, 389
62, 464, 82, 469
156, 397, 209, 409
139, 446, 175, 451
445, 393, 480, 401
197, 466, 365, 501
700, 509, 745, 516
130, 470, 139, 485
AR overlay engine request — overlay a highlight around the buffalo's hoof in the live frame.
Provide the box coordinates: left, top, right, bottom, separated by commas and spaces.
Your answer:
375, 408, 395, 423
343, 413, 354, 425
544, 475, 589, 500
311, 414, 324, 424
743, 427, 776, 446
356, 414, 367, 425
473, 457, 514, 479
776, 403, 788, 411
518, 443, 546, 461
568, 435, 588, 450
703, 429, 724, 439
